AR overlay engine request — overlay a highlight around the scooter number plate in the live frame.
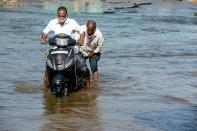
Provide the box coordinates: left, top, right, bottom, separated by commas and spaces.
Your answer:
51, 51, 68, 55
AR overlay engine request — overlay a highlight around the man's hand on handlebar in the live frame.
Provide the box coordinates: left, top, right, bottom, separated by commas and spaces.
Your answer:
41, 32, 48, 44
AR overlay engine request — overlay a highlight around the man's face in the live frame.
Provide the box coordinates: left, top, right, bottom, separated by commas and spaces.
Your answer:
57, 10, 67, 24
87, 24, 96, 36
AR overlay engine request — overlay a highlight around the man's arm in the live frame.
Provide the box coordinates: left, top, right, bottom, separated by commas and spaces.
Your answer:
41, 20, 52, 44
78, 25, 86, 46
93, 32, 104, 54
71, 20, 81, 41
79, 32, 85, 46
41, 32, 47, 44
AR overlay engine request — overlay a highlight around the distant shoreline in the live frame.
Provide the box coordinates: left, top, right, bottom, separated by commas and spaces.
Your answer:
0, 0, 196, 8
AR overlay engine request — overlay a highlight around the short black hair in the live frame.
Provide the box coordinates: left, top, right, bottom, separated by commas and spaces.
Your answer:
57, 6, 67, 13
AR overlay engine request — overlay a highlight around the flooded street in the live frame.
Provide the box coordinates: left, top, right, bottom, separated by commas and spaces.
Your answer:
0, 0, 197, 130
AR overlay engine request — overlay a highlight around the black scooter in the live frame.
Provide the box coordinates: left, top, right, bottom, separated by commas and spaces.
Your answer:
45, 34, 86, 97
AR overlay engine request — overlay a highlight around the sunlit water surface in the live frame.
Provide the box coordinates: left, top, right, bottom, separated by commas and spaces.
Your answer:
0, 0, 197, 131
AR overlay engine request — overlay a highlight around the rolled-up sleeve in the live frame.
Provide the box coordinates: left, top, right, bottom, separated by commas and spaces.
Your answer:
94, 33, 104, 54
42, 21, 52, 35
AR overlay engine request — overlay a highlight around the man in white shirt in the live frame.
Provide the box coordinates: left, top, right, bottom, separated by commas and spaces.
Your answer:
41, 6, 90, 89
41, 6, 80, 44
79, 19, 104, 82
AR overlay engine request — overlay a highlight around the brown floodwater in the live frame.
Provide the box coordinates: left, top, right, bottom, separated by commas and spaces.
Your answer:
0, 0, 197, 131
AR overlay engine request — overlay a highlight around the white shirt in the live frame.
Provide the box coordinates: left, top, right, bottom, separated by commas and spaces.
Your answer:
43, 18, 80, 40
79, 25, 104, 57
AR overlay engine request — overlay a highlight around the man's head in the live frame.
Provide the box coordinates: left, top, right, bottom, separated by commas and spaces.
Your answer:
57, 6, 68, 25
86, 19, 96, 36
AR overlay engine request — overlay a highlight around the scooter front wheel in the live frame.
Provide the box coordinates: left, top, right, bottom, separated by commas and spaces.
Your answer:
64, 87, 69, 96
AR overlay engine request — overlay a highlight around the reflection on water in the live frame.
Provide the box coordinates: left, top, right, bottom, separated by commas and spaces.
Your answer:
37, 0, 103, 13
42, 88, 102, 130
0, 0, 197, 131
14, 82, 42, 94
0, 0, 103, 13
